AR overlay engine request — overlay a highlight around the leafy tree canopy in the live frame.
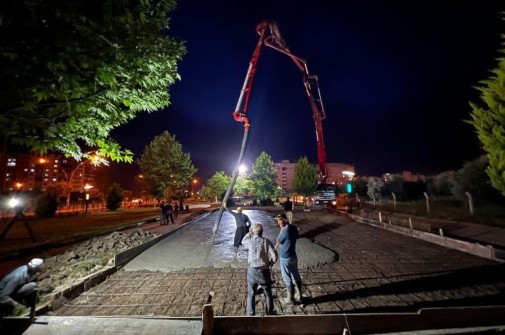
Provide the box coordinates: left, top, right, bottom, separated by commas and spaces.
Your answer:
452, 155, 501, 204
0, 0, 186, 162
233, 174, 253, 197
292, 156, 317, 196
250, 151, 278, 199
469, 27, 505, 196
201, 171, 230, 201
137, 131, 197, 199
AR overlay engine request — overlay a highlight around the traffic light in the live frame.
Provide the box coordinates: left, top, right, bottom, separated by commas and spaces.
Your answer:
346, 181, 352, 193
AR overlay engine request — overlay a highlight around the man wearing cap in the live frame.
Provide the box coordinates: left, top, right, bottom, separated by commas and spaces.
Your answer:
275, 213, 303, 304
224, 206, 252, 251
241, 223, 278, 316
0, 258, 44, 317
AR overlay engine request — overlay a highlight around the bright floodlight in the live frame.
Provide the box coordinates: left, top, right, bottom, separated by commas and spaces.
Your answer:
238, 164, 247, 175
8, 198, 20, 208
342, 170, 355, 177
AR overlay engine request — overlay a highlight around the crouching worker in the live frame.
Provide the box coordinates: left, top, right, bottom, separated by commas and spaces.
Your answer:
242, 223, 277, 316
0, 258, 44, 320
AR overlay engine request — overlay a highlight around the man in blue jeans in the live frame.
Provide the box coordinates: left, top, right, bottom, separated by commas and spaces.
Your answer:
241, 223, 277, 315
275, 213, 303, 304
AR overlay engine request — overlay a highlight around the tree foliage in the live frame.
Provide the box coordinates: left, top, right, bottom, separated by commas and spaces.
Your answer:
0, 0, 186, 162
233, 175, 253, 196
201, 171, 230, 201
383, 175, 405, 200
426, 171, 455, 197
292, 156, 317, 196
250, 151, 278, 199
137, 131, 197, 199
452, 155, 501, 204
468, 30, 505, 196
367, 177, 384, 202
105, 183, 124, 211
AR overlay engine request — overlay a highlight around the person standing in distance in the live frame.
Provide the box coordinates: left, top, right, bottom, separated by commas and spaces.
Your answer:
241, 223, 278, 316
275, 213, 303, 304
283, 197, 293, 224
224, 206, 251, 251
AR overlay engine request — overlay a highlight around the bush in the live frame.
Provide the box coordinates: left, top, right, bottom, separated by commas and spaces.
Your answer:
35, 192, 58, 218
105, 183, 124, 211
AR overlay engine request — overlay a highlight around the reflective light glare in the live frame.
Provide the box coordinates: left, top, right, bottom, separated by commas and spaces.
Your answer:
8, 198, 20, 208
238, 164, 247, 174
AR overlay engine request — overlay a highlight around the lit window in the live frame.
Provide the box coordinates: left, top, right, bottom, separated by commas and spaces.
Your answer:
30, 169, 34, 172
53, 178, 57, 181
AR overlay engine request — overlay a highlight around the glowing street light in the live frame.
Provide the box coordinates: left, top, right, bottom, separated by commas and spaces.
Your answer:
191, 178, 198, 197
238, 164, 247, 175
84, 184, 93, 215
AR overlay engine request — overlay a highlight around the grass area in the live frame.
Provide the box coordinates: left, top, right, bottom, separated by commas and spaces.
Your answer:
366, 199, 505, 228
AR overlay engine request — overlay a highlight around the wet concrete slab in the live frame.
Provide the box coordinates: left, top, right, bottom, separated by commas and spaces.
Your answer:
125, 209, 337, 272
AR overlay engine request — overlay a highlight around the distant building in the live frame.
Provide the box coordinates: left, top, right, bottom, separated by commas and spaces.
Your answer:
0, 151, 96, 192
275, 160, 355, 193
383, 171, 426, 183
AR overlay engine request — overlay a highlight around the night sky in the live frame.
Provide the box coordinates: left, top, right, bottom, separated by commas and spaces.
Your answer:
110, 0, 505, 189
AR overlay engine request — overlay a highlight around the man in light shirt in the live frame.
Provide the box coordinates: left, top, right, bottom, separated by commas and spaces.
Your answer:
241, 223, 277, 316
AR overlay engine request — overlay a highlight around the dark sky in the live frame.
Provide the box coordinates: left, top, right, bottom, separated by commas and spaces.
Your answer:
110, 0, 505, 188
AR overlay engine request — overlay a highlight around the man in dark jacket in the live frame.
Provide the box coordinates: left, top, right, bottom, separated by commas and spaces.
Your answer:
0, 258, 44, 318
225, 206, 252, 251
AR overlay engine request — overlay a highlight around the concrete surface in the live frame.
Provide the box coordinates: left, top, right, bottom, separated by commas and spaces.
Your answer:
125, 209, 336, 272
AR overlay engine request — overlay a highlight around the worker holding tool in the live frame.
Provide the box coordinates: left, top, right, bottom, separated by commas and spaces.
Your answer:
241, 223, 277, 316
224, 206, 251, 252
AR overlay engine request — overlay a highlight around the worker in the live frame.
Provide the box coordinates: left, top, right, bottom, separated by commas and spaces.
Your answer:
224, 206, 251, 252
283, 197, 293, 224
0, 258, 44, 317
241, 223, 277, 316
275, 213, 303, 304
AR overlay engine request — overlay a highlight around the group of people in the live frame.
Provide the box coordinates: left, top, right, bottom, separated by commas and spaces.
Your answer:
159, 200, 178, 225
227, 197, 301, 316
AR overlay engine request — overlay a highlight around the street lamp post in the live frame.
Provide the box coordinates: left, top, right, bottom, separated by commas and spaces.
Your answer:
60, 152, 106, 208
192, 178, 197, 198
84, 184, 93, 215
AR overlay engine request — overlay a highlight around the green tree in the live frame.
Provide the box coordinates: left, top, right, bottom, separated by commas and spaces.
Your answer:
137, 131, 197, 199
105, 183, 123, 211
34, 187, 58, 218
233, 175, 253, 196
427, 171, 455, 197
292, 156, 317, 198
367, 177, 384, 203
468, 30, 505, 196
0, 0, 185, 162
250, 151, 278, 200
383, 175, 405, 200
201, 171, 230, 202
452, 155, 500, 204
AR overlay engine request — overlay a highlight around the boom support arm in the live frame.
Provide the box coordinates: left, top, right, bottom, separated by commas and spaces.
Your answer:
233, 21, 328, 181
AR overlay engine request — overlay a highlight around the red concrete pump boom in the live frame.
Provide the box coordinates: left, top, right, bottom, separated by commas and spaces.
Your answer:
233, 20, 329, 182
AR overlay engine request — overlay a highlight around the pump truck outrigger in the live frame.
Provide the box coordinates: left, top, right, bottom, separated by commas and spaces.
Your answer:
213, 20, 335, 238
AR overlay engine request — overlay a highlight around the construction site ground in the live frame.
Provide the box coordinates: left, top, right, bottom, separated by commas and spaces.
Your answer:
52, 209, 504, 318
2, 206, 504, 334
